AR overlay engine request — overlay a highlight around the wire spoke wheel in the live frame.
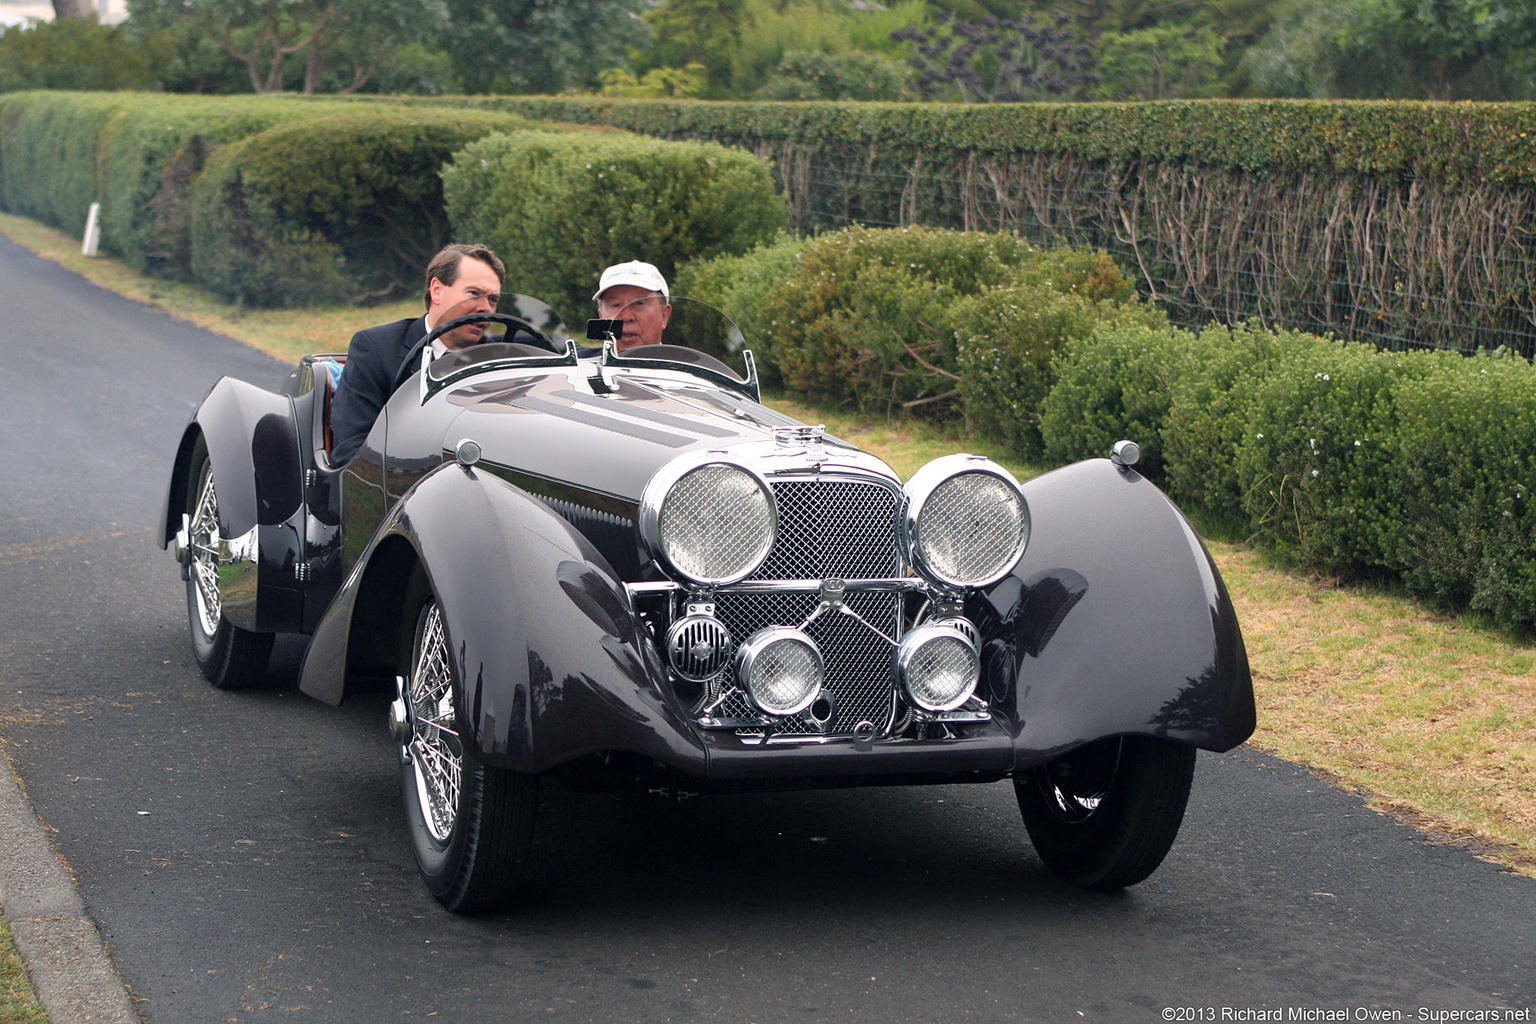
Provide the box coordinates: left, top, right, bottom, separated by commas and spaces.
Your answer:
188, 461, 222, 638
1015, 736, 1196, 891
405, 601, 462, 844
399, 578, 538, 915
182, 437, 272, 689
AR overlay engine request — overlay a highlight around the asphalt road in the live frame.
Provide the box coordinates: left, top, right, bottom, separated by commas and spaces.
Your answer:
1, 233, 1533, 1024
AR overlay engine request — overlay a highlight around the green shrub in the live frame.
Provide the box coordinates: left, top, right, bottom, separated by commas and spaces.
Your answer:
0, 19, 164, 92
762, 226, 1057, 412
1037, 319, 1202, 482
955, 286, 1162, 461
1161, 322, 1298, 525
1392, 354, 1536, 629
98, 97, 342, 279
443, 130, 788, 321
1233, 341, 1454, 573
673, 231, 811, 378
190, 109, 529, 306
757, 50, 912, 101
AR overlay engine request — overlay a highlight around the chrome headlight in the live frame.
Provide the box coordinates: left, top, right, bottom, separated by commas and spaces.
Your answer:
640, 455, 777, 586
902, 455, 1029, 588
896, 623, 980, 712
734, 626, 824, 716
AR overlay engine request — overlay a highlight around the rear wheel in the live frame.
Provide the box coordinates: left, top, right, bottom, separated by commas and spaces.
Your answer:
1015, 736, 1196, 890
398, 589, 537, 914
184, 439, 273, 689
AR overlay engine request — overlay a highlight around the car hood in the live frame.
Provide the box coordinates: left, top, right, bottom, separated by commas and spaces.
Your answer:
440, 368, 800, 504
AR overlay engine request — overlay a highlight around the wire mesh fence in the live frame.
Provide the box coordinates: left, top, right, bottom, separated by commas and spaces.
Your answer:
748, 139, 1536, 359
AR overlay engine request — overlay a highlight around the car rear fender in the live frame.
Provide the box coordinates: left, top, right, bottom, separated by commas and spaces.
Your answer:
161, 376, 306, 634
161, 376, 304, 546
297, 462, 707, 776
977, 458, 1256, 766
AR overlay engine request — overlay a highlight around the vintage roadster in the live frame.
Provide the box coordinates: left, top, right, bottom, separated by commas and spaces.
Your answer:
160, 296, 1254, 913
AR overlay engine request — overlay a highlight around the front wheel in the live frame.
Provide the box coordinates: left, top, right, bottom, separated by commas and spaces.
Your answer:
184, 439, 273, 689
1015, 736, 1196, 890
397, 592, 537, 914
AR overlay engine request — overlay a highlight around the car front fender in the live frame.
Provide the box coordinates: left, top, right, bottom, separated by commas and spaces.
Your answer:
977, 458, 1256, 767
297, 462, 707, 777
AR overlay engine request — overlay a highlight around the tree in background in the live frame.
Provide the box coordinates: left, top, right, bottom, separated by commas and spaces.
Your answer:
758, 48, 912, 99
635, 0, 744, 97
1343, 0, 1536, 99
299, 0, 445, 94
633, 0, 925, 100
125, 0, 450, 93
0, 16, 168, 90
892, 11, 1098, 101
443, 0, 648, 94
1234, 0, 1534, 100
128, 0, 339, 93
600, 62, 709, 97
1092, 23, 1224, 98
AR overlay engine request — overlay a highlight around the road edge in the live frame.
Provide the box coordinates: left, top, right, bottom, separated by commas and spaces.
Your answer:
0, 743, 140, 1024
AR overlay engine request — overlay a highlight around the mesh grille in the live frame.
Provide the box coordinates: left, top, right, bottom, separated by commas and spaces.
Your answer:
712, 478, 902, 736
755, 480, 901, 580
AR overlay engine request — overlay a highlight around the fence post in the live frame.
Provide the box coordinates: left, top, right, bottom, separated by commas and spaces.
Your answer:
82, 203, 101, 257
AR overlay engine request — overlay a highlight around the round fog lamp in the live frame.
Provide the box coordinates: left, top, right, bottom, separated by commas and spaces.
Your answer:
734, 626, 823, 717
897, 624, 980, 712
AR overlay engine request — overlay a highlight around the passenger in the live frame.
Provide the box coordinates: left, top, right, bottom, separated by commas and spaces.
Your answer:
329, 243, 505, 465
592, 261, 672, 351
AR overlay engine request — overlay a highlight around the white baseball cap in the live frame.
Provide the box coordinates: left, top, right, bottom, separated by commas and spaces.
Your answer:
593, 260, 669, 301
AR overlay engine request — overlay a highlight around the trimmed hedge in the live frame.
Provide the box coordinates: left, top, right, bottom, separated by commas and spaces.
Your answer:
0, 91, 127, 236
383, 96, 1536, 187
1393, 357, 1536, 625
1041, 318, 1536, 631
442, 130, 788, 321
190, 109, 530, 306
0, 93, 373, 275
411, 96, 1536, 359
0, 93, 534, 300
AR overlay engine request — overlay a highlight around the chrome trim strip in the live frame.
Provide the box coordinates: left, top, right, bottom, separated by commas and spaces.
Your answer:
601, 340, 761, 403
626, 577, 926, 599
214, 524, 260, 631
422, 339, 581, 403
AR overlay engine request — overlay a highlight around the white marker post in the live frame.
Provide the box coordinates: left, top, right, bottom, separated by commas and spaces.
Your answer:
82, 202, 101, 257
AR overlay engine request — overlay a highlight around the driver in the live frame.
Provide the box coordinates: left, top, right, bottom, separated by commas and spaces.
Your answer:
592, 261, 672, 351
329, 243, 505, 465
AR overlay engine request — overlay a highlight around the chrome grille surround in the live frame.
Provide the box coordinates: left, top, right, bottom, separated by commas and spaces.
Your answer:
640, 441, 919, 741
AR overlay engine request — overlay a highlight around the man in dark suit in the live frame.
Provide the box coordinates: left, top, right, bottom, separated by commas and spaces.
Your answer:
329, 243, 506, 465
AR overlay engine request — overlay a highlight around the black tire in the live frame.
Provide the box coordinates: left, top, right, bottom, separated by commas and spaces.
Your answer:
184, 438, 273, 690
398, 589, 537, 914
1015, 736, 1196, 890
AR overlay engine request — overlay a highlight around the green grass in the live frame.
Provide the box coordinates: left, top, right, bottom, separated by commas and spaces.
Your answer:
3, 210, 1533, 881
0, 914, 47, 1024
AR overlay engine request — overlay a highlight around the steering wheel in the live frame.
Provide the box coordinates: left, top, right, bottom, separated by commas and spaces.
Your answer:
390, 312, 556, 394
